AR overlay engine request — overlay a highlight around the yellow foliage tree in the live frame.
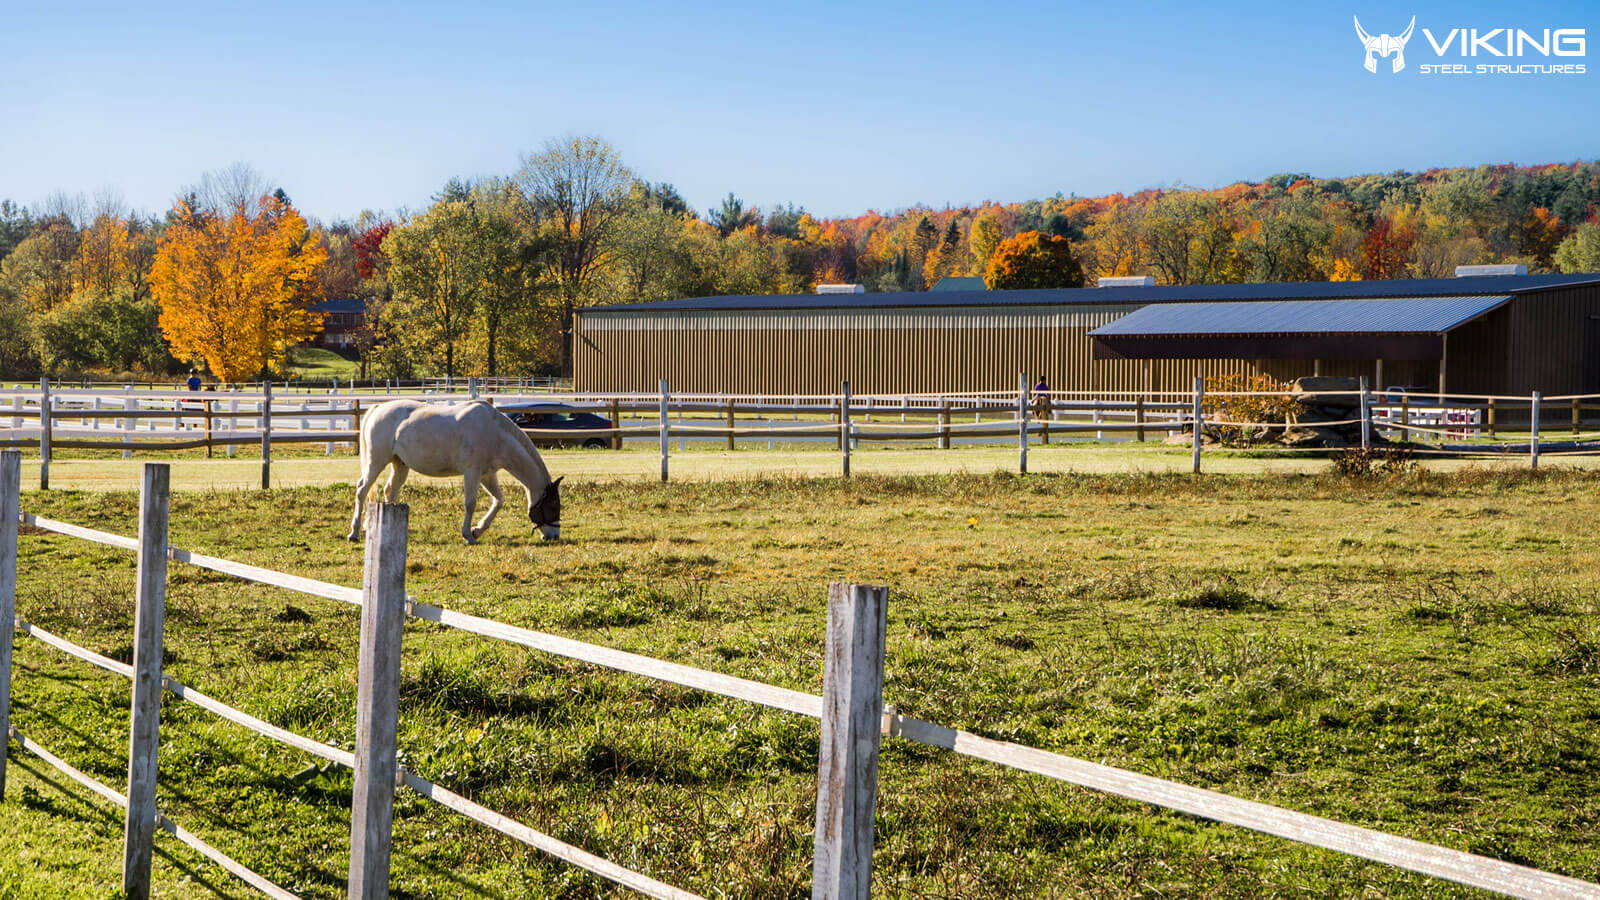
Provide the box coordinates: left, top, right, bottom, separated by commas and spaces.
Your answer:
75, 213, 130, 297
150, 196, 326, 382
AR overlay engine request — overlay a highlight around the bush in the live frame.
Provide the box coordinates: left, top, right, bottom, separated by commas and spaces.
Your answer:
1201, 374, 1303, 445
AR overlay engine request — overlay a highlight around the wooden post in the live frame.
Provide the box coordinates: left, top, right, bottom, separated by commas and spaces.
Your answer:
348, 501, 409, 900
1017, 372, 1028, 475
123, 390, 135, 459
938, 398, 951, 450
1191, 376, 1204, 475
726, 398, 736, 451
841, 381, 851, 479
1572, 397, 1581, 436
0, 451, 17, 801
811, 582, 888, 900
658, 380, 669, 484
204, 400, 214, 458
38, 377, 50, 491
468, 377, 479, 399
122, 463, 170, 900
1359, 377, 1371, 451
1401, 394, 1411, 441
260, 383, 272, 490
1531, 392, 1541, 470
1487, 397, 1497, 438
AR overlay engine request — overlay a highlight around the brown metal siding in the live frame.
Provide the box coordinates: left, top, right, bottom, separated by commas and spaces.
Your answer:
573, 294, 1551, 395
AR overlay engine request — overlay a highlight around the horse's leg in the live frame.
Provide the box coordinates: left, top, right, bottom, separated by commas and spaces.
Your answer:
459, 469, 482, 544
472, 471, 504, 540
384, 461, 410, 502
346, 457, 389, 541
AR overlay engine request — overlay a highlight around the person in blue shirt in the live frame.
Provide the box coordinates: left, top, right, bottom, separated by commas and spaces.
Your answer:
186, 370, 201, 391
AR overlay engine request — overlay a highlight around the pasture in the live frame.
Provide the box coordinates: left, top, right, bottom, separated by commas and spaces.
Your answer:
4, 467, 1599, 898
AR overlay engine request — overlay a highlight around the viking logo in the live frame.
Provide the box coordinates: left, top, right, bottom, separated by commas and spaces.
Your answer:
1354, 15, 1416, 72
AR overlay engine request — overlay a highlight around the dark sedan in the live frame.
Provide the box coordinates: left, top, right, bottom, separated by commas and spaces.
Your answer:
498, 403, 615, 449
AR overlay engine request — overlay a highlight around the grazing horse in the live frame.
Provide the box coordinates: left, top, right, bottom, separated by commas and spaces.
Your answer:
346, 399, 563, 544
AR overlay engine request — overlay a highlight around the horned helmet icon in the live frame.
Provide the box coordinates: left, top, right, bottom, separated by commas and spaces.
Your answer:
1354, 15, 1415, 73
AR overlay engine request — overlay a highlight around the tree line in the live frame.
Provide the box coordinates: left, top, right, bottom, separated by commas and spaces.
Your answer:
2, 142, 1600, 381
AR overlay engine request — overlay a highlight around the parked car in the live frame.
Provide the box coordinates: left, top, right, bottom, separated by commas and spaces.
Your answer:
1384, 385, 1434, 403
498, 402, 614, 449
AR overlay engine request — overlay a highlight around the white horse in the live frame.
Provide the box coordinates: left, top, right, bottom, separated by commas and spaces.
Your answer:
346, 399, 563, 544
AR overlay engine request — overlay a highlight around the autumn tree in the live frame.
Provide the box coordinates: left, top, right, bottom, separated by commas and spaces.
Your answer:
1360, 215, 1416, 279
382, 198, 484, 378
968, 212, 1004, 275
150, 190, 327, 382
1554, 223, 1600, 274
983, 231, 1084, 289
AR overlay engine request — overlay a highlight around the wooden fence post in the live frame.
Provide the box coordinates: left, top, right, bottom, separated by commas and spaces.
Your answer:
812, 582, 888, 900
1531, 392, 1541, 470
726, 398, 736, 451
1017, 373, 1028, 475
0, 451, 18, 801
1135, 395, 1146, 443
38, 377, 50, 491
260, 383, 273, 490
659, 380, 669, 484
123, 463, 170, 900
1191, 376, 1204, 475
1572, 396, 1581, 436
938, 398, 950, 450
348, 500, 409, 900
840, 382, 852, 478
609, 399, 622, 450
1359, 377, 1371, 451
204, 400, 214, 458
122, 389, 135, 459
1486, 397, 1496, 439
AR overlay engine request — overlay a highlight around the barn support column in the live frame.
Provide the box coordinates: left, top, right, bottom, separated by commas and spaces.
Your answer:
1375, 359, 1384, 392
1438, 333, 1449, 401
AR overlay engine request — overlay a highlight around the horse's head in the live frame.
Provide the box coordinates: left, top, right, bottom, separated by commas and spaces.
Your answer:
531, 475, 563, 540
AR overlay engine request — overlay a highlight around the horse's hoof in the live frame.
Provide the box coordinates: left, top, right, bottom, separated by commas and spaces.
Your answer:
344, 531, 357, 542
462, 535, 478, 545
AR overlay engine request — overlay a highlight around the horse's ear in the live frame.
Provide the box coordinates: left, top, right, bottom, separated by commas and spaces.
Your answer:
554, 476, 565, 486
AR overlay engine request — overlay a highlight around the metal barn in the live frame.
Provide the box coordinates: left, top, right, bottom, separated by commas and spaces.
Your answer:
572, 273, 1600, 396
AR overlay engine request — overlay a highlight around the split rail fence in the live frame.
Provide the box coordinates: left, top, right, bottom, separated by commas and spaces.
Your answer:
2, 376, 1598, 487
3, 454, 1599, 897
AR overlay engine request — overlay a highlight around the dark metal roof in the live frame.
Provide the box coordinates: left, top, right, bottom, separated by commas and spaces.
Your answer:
582, 273, 1600, 314
1087, 295, 1512, 337
313, 298, 366, 314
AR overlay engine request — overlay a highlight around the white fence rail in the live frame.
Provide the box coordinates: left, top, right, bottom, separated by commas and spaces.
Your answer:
4, 453, 1600, 897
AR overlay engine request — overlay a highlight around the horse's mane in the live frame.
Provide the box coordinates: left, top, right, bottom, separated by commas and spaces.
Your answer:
483, 401, 553, 482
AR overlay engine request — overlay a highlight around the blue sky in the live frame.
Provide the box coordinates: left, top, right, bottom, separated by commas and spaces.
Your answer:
1, 0, 1594, 223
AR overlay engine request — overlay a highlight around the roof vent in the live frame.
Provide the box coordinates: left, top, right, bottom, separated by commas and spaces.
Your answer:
1454, 264, 1527, 278
1097, 276, 1156, 288
815, 283, 866, 295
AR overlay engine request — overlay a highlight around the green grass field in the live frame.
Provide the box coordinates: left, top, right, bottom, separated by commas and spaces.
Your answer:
285, 346, 361, 382
3, 463, 1599, 898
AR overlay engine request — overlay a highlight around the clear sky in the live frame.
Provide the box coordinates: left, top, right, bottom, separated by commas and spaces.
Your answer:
2, 0, 1595, 223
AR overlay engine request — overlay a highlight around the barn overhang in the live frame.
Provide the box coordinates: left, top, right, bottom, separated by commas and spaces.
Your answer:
1088, 295, 1511, 361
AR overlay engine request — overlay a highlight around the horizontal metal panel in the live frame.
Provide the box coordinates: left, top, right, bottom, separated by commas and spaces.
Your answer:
580, 305, 1135, 332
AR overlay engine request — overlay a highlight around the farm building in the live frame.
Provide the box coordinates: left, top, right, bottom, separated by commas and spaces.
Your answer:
572, 271, 1600, 396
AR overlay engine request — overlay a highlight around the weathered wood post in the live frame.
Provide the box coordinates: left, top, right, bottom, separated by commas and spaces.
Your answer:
1135, 395, 1146, 443
0, 451, 18, 800
1531, 391, 1541, 470
123, 463, 170, 900
260, 383, 273, 490
204, 399, 214, 458
841, 381, 852, 479
1400, 394, 1411, 442
1572, 396, 1581, 436
1191, 376, 1204, 475
38, 377, 50, 491
1017, 372, 1028, 475
468, 377, 479, 399
659, 379, 670, 484
1486, 396, 1497, 438
348, 500, 409, 900
812, 582, 888, 900
122, 388, 135, 459
726, 397, 736, 451
938, 397, 950, 450
609, 399, 622, 450
1359, 377, 1371, 452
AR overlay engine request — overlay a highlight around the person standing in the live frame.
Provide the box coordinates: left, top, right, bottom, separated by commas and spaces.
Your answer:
186, 369, 202, 391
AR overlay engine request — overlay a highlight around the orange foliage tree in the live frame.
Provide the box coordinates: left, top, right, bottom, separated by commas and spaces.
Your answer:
983, 231, 1084, 289
150, 195, 326, 381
